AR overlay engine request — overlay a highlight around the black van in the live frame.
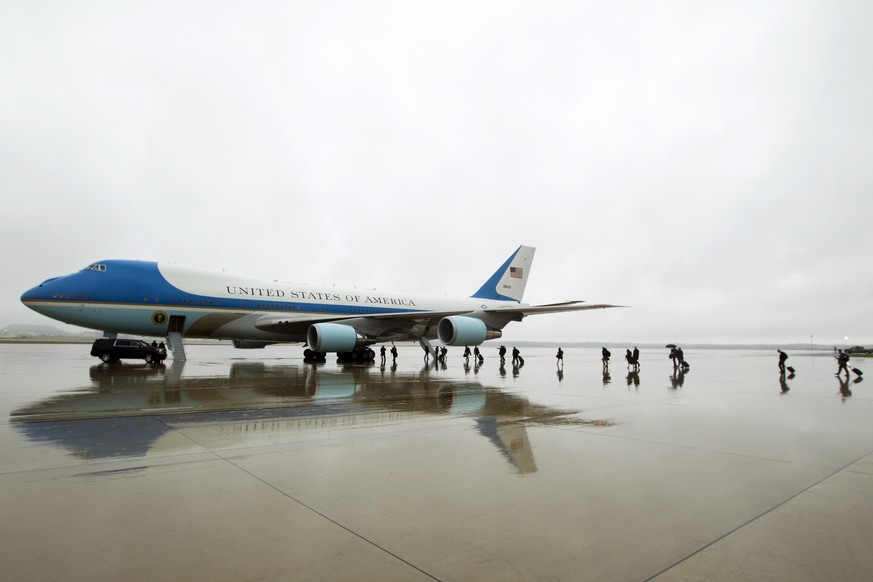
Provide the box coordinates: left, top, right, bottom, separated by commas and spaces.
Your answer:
90, 339, 167, 363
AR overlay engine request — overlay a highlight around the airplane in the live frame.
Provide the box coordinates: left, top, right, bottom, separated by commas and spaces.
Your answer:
20, 245, 620, 361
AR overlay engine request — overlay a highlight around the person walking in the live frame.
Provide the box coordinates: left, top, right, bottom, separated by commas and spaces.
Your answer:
777, 349, 788, 375
677, 347, 687, 370
556, 347, 564, 369
836, 349, 850, 379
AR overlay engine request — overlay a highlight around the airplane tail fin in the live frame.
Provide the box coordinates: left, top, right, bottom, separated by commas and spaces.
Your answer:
471, 245, 536, 302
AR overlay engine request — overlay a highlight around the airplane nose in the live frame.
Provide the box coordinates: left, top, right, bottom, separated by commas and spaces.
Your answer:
20, 277, 60, 308
21, 286, 41, 302
21, 285, 46, 309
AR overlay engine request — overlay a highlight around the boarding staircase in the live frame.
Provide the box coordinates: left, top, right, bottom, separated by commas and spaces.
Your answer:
167, 331, 187, 362
417, 334, 438, 360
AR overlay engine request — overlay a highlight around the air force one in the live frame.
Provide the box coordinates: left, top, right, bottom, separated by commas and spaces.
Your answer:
21, 245, 619, 361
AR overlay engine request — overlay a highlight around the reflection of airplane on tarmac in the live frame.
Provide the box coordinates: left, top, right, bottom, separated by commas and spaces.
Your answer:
11, 363, 611, 473
21, 246, 619, 361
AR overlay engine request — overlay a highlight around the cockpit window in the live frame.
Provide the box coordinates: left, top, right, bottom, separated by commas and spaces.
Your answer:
84, 264, 107, 272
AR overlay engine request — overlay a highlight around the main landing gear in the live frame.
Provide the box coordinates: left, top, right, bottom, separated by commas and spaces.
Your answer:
336, 347, 376, 363
303, 349, 327, 363
303, 347, 376, 363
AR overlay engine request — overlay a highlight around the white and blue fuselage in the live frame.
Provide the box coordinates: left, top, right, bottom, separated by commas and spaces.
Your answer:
21, 246, 617, 354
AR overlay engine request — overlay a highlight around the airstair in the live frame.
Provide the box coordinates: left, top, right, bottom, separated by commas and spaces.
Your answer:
167, 331, 187, 361
417, 334, 438, 360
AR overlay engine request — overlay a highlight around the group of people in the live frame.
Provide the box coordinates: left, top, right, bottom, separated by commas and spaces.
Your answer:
422, 345, 450, 364
463, 346, 485, 365
384, 344, 864, 383
429, 344, 679, 373
495, 345, 525, 367
149, 340, 167, 356
411, 344, 529, 368
775, 348, 865, 381
669, 346, 689, 371
379, 344, 398, 366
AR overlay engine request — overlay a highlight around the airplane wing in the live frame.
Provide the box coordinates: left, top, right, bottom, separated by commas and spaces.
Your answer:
254, 302, 624, 338
485, 301, 626, 316
253, 309, 477, 336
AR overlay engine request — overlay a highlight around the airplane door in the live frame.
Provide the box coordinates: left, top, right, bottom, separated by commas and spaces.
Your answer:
168, 315, 186, 334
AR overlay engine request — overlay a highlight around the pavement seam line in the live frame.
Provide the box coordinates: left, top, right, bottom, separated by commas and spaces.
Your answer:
643, 448, 873, 581
158, 416, 442, 581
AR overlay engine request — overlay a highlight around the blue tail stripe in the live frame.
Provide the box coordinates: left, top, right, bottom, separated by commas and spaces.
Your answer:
471, 246, 521, 302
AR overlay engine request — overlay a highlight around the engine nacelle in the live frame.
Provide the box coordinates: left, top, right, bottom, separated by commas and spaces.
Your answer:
437, 316, 501, 346
307, 323, 360, 353
232, 340, 274, 349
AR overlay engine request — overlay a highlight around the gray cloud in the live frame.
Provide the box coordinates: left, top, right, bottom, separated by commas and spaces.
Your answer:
2, 1, 871, 345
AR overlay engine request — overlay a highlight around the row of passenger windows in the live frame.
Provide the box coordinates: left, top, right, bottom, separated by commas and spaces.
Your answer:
50, 294, 393, 314
250, 304, 390, 314
171, 298, 219, 306
171, 300, 392, 314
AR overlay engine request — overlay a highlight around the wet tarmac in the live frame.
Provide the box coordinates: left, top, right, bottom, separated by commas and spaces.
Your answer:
2, 344, 872, 581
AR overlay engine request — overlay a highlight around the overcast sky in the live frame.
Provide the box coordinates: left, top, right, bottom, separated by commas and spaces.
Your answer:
2, 1, 871, 346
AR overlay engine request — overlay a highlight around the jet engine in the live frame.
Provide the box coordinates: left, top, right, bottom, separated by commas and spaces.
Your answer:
437, 316, 501, 346
307, 323, 361, 353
